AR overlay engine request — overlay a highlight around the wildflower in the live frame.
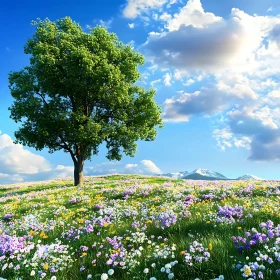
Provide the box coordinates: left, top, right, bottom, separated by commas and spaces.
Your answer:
243, 265, 252, 276
87, 275, 93, 279
168, 273, 174, 279
51, 277, 57, 280
108, 269, 114, 275
150, 278, 157, 280
208, 243, 213, 251
30, 270, 35, 276
101, 273, 108, 280
144, 268, 149, 273
43, 263, 49, 270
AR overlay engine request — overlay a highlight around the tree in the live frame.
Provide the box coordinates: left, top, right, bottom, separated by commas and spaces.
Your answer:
8, 17, 163, 186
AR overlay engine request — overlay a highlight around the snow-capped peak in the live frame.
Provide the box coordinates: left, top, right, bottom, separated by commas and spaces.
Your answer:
189, 168, 227, 179
236, 174, 263, 180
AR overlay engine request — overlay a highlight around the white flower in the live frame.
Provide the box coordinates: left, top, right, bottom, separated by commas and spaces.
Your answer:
165, 263, 172, 269
30, 270, 35, 276
219, 276, 224, 280
108, 269, 114, 276
51, 277, 57, 280
150, 278, 157, 280
101, 273, 108, 280
160, 267, 165, 272
168, 273, 174, 279
144, 268, 149, 273
87, 275, 92, 279
151, 263, 156, 268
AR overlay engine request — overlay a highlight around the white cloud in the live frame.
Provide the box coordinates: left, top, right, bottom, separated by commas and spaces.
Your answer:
163, 73, 172, 86
0, 133, 161, 184
125, 163, 138, 169
128, 23, 135, 28
124, 160, 161, 174
0, 133, 51, 175
144, 0, 280, 75
123, 0, 168, 19
140, 0, 280, 162
163, 0, 222, 31
162, 82, 259, 122
140, 160, 161, 173
150, 78, 161, 88
99, 18, 113, 29
212, 127, 251, 151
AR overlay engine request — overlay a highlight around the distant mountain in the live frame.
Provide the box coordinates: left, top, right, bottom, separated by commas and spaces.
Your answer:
183, 168, 228, 180
154, 168, 263, 181
236, 174, 263, 181
154, 171, 189, 178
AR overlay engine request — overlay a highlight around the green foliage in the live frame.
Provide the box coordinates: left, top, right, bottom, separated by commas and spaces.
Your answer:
8, 17, 163, 170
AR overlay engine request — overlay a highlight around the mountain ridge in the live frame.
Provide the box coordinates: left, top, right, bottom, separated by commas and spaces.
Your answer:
154, 169, 262, 180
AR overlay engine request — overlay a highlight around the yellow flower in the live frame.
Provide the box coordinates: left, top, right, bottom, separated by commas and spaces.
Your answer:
82, 252, 87, 256
52, 259, 57, 263
103, 222, 109, 227
244, 266, 252, 276
43, 263, 49, 270
237, 227, 242, 230
208, 243, 213, 251
180, 250, 185, 255
206, 221, 211, 224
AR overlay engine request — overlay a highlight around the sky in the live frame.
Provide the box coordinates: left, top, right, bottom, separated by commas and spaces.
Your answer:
1, 0, 280, 183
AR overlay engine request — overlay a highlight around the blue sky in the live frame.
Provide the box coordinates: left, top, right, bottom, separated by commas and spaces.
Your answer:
1, 0, 280, 183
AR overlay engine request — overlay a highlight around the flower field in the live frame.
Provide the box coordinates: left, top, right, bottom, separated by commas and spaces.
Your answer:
1, 175, 280, 280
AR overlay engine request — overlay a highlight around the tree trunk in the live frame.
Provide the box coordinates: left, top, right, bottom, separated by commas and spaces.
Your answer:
74, 157, 84, 186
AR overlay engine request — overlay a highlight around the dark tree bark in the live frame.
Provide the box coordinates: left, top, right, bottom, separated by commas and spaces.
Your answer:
74, 157, 84, 186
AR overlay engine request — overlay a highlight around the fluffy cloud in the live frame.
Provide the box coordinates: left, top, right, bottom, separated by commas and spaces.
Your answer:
162, 82, 258, 122
144, 0, 280, 75
0, 132, 161, 184
125, 160, 161, 174
163, 73, 172, 86
128, 23, 135, 28
212, 127, 251, 151
140, 0, 280, 162
123, 0, 168, 19
162, 0, 222, 31
0, 133, 51, 175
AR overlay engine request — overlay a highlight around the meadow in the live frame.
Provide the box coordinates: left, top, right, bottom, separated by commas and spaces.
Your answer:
1, 175, 280, 280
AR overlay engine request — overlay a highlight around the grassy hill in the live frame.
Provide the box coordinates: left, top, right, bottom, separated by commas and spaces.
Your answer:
0, 175, 280, 279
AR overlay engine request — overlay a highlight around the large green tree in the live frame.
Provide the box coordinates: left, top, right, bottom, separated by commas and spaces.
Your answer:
9, 17, 163, 186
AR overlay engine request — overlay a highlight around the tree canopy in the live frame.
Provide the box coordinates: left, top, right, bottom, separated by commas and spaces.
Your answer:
9, 17, 163, 185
